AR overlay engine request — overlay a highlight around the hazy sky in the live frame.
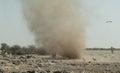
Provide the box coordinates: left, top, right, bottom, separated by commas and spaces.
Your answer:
0, 0, 120, 48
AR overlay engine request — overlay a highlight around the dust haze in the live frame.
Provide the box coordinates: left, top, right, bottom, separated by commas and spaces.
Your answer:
22, 0, 86, 59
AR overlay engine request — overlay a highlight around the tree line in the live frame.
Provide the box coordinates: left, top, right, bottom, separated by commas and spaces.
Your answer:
0, 43, 48, 56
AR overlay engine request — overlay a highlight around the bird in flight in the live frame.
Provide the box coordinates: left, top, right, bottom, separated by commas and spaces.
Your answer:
106, 21, 112, 23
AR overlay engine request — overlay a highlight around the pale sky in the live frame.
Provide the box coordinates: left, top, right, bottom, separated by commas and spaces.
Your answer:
0, 0, 120, 48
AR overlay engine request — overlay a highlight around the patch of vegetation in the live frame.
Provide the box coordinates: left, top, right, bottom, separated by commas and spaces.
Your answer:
0, 43, 48, 56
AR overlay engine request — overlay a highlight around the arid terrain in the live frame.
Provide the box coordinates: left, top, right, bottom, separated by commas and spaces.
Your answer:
0, 50, 120, 73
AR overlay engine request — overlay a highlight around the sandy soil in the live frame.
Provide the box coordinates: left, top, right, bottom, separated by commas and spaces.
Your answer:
0, 50, 120, 73
83, 50, 120, 62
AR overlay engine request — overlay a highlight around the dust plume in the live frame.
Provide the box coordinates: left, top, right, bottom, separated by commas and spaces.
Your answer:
22, 0, 86, 59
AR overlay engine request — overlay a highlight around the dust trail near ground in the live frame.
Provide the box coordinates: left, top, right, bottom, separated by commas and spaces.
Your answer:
22, 0, 86, 59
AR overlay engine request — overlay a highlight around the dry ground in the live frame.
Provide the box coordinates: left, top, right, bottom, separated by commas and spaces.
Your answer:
0, 50, 120, 73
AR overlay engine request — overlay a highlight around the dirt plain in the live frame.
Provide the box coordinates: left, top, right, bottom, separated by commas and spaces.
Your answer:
0, 50, 120, 73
